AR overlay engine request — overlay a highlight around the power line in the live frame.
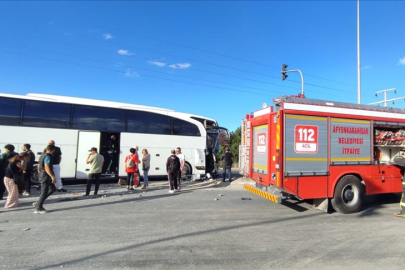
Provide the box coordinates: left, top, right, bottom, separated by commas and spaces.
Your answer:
0, 49, 280, 97
0, 42, 349, 99
86, 21, 374, 91
0, 38, 295, 90
67, 31, 358, 94
6, 31, 361, 95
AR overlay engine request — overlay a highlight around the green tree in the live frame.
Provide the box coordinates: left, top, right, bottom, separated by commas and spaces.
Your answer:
217, 127, 241, 167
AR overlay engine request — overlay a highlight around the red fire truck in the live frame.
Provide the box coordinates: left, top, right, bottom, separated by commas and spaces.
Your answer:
239, 95, 405, 214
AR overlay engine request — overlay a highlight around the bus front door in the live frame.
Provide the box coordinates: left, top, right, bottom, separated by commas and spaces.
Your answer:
76, 131, 101, 179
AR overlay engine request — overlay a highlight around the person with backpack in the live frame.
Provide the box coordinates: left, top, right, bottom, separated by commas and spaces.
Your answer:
166, 149, 180, 193
134, 145, 141, 187
125, 148, 138, 190
0, 144, 18, 200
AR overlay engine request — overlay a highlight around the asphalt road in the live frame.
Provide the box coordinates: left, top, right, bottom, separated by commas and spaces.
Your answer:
1, 175, 405, 270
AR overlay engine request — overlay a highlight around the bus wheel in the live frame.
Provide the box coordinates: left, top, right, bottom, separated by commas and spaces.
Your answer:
181, 162, 192, 180
30, 168, 40, 185
331, 175, 364, 214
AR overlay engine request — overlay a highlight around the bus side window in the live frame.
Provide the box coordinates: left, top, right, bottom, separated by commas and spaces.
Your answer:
0, 97, 21, 125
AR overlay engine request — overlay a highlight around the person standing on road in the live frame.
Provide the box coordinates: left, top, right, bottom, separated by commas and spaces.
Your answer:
394, 177, 405, 217
0, 144, 18, 200
4, 152, 29, 208
125, 148, 138, 190
45, 140, 66, 192
221, 147, 233, 182
167, 150, 180, 193
175, 147, 185, 190
34, 144, 56, 214
134, 145, 141, 187
84, 147, 104, 196
22, 144, 35, 196
141, 149, 150, 189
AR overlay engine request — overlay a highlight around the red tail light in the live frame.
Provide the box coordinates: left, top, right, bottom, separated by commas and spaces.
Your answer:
275, 149, 280, 171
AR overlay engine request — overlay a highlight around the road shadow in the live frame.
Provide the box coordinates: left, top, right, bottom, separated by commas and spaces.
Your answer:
30, 211, 324, 270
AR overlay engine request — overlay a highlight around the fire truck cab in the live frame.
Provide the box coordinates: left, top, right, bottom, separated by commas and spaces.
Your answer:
239, 96, 404, 214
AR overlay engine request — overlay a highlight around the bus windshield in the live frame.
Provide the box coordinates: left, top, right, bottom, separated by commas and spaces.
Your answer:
207, 127, 230, 154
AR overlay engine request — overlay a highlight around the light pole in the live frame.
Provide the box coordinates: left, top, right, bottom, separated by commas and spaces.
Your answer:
368, 88, 405, 107
357, 0, 361, 104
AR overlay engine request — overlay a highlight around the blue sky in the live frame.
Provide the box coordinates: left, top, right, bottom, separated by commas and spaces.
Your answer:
1, 1, 404, 132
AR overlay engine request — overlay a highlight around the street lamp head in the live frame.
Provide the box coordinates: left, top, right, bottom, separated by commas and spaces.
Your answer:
375, 93, 378, 97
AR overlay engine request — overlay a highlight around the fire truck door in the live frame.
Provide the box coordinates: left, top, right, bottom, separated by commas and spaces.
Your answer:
252, 124, 269, 183
284, 115, 328, 177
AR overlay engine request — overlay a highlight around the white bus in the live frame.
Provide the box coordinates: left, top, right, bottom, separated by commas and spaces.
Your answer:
0, 93, 229, 181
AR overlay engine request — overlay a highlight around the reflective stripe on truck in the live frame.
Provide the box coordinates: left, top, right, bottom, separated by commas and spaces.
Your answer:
243, 184, 282, 204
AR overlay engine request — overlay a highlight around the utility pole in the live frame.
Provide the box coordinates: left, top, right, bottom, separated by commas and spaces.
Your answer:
368, 88, 405, 107
281, 64, 305, 96
357, 0, 361, 104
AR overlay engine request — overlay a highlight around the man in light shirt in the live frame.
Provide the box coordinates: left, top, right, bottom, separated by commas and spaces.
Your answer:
85, 147, 104, 196
176, 147, 185, 189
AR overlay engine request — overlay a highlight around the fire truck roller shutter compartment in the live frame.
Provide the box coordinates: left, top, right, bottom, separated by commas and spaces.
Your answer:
252, 124, 268, 176
284, 115, 328, 176
330, 118, 371, 164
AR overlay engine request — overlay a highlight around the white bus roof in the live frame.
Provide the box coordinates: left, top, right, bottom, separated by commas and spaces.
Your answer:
0, 93, 217, 122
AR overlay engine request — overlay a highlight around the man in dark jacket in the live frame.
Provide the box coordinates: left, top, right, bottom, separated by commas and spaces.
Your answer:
22, 143, 36, 196
106, 135, 119, 174
221, 147, 233, 182
166, 150, 180, 193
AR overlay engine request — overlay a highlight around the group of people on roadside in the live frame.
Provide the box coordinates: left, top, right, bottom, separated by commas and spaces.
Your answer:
2, 138, 233, 211
83, 144, 151, 196
165, 146, 232, 193
123, 146, 150, 190
1, 141, 64, 214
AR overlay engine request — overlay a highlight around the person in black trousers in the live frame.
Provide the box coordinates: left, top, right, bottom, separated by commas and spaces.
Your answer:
221, 147, 233, 182
166, 150, 180, 193
84, 147, 104, 196
22, 143, 35, 196
106, 135, 119, 173
34, 144, 56, 214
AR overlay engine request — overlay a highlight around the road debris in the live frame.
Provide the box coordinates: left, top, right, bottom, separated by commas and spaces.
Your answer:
241, 198, 252, 200
23, 228, 30, 231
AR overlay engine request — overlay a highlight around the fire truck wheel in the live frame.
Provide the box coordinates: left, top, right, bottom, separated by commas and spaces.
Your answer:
331, 175, 364, 214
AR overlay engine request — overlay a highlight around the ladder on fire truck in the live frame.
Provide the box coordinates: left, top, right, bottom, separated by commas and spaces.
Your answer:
239, 118, 251, 176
